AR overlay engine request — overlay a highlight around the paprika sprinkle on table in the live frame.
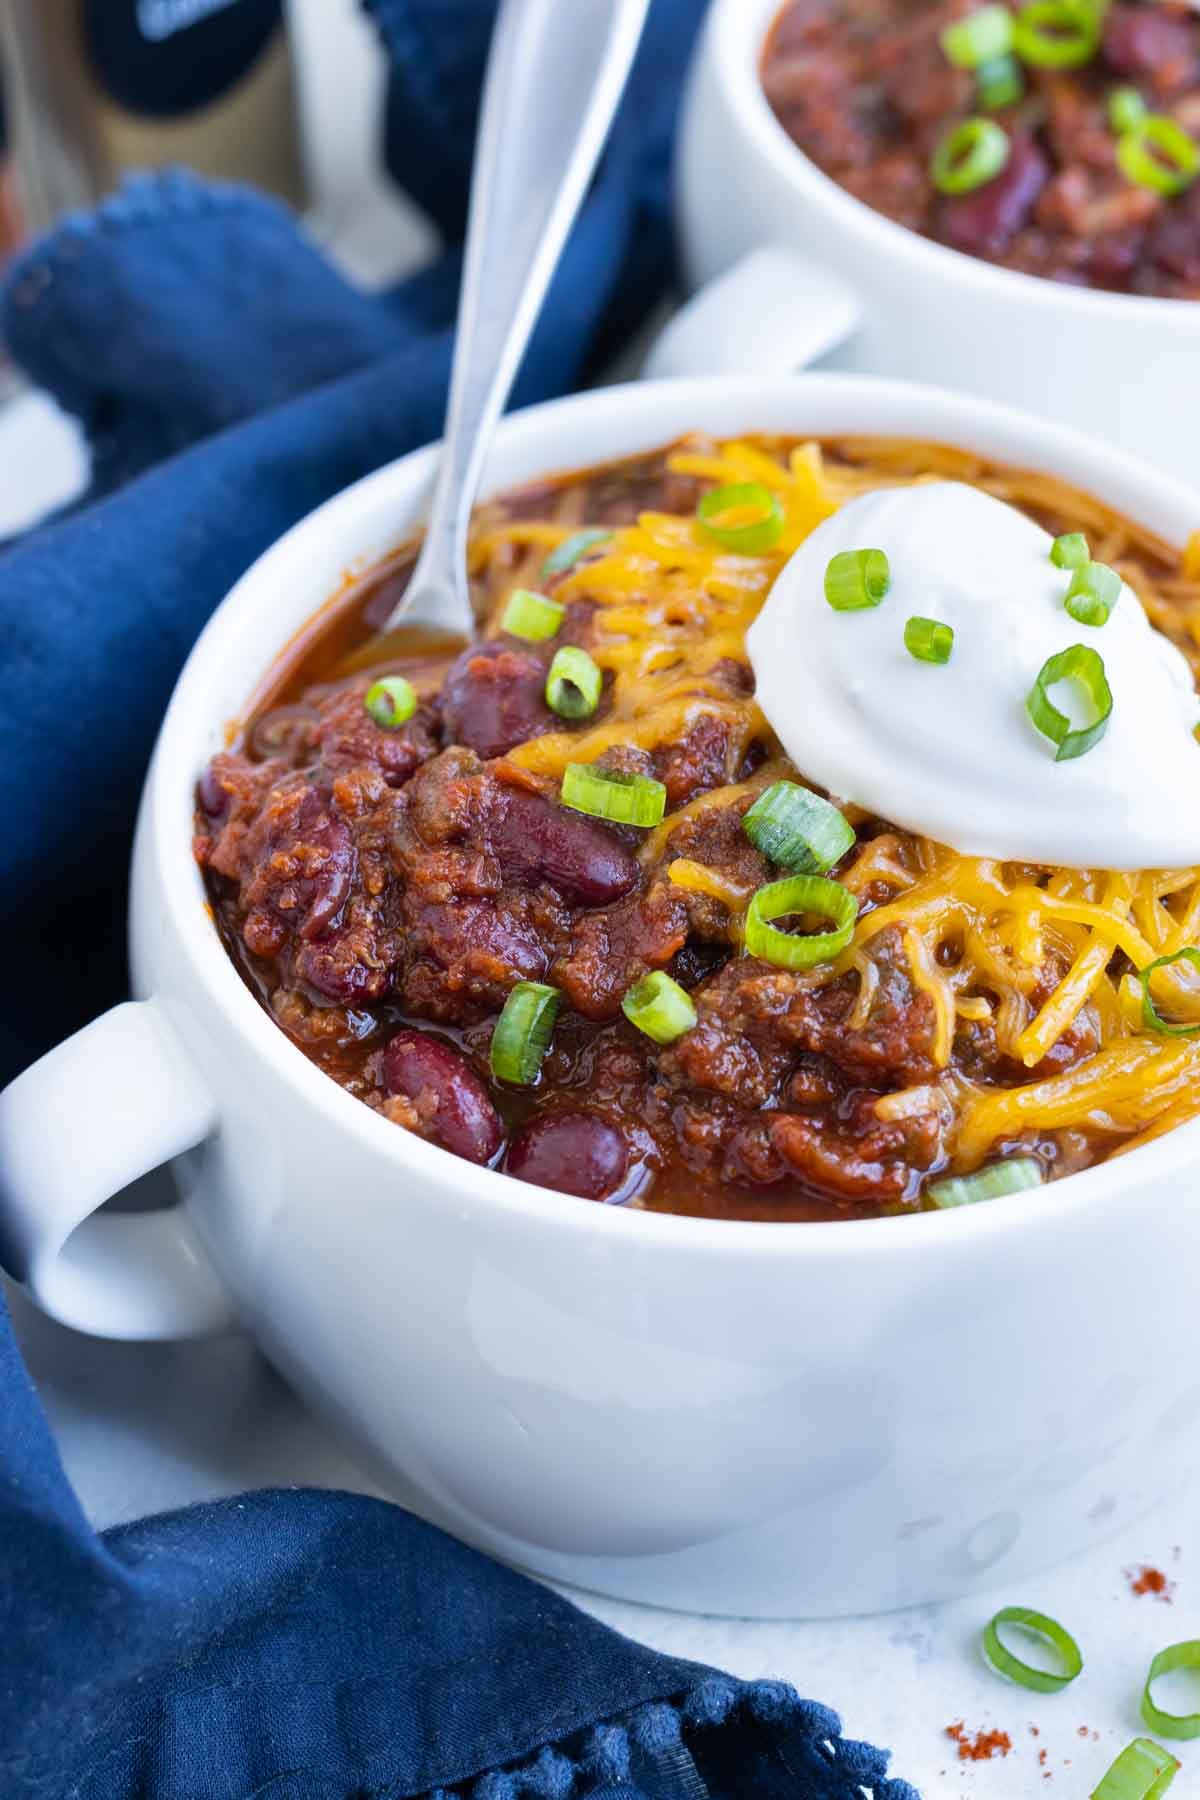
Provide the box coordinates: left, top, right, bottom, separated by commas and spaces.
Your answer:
1127, 1563, 1176, 1601
946, 1722, 1013, 1761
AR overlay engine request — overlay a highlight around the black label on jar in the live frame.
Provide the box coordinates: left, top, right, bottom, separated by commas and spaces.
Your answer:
83, 0, 284, 120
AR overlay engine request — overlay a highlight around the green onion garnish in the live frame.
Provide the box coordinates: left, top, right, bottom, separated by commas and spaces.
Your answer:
1051, 531, 1089, 570
928, 1158, 1044, 1208
621, 970, 697, 1045
904, 616, 955, 665
1142, 1642, 1200, 1741
542, 528, 614, 577
364, 676, 417, 729
931, 118, 1011, 193
1012, 0, 1102, 69
501, 587, 565, 642
742, 780, 856, 874
981, 1606, 1084, 1692
1092, 1738, 1179, 1799
1065, 560, 1121, 628
824, 547, 891, 611
1026, 644, 1113, 761
560, 762, 666, 828
1140, 947, 1200, 1038
697, 482, 785, 555
1118, 117, 1200, 197
744, 874, 857, 971
977, 53, 1025, 110
546, 646, 602, 719
490, 981, 560, 1086
941, 3, 1014, 68
1110, 86, 1148, 137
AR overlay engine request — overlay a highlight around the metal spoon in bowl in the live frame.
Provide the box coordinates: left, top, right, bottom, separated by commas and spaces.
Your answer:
381, 0, 651, 637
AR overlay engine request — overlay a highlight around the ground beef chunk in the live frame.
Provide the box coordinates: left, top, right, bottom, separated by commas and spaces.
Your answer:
308, 678, 438, 788
553, 885, 690, 1020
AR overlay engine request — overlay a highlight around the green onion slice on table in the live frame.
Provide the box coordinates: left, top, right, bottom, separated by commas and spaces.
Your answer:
742, 781, 856, 874
928, 1159, 1044, 1209
490, 982, 560, 1085
696, 482, 785, 554
1026, 644, 1112, 761
744, 875, 857, 970
1091, 1737, 1179, 1799
621, 971, 697, 1045
560, 763, 667, 827
931, 118, 1010, 193
364, 676, 417, 729
980, 1605, 1084, 1691
1142, 1641, 1200, 1740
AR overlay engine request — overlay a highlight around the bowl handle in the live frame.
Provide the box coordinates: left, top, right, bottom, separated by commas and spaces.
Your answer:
0, 1001, 239, 1340
642, 244, 863, 381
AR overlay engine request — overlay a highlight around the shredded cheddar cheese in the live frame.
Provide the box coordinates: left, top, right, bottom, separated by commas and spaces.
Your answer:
469, 433, 1200, 1174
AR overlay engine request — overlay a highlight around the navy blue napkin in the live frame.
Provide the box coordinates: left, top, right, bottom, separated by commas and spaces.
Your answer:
0, 3, 919, 1794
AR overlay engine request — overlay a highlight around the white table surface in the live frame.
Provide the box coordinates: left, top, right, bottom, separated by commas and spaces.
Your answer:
3, 0, 1198, 1783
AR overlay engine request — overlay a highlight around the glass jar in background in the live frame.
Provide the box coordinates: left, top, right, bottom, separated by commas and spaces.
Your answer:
0, 0, 308, 234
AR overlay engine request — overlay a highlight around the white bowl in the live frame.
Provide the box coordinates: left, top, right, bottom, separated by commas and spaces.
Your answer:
2, 374, 1200, 1619
676, 0, 1200, 484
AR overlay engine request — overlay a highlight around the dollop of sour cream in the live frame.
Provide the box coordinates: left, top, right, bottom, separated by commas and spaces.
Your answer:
747, 482, 1200, 871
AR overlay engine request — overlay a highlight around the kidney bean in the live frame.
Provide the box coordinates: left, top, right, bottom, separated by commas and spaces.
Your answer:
505, 1111, 629, 1200
1103, 3, 1198, 91
1149, 184, 1200, 284
197, 760, 231, 820
939, 137, 1049, 259
492, 787, 639, 906
441, 642, 557, 759
382, 1029, 504, 1165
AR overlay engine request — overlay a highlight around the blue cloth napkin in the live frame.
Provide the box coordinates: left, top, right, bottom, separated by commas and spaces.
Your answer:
0, 3, 920, 1794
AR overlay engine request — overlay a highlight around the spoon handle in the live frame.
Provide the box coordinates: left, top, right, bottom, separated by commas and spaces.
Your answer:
390, 0, 651, 634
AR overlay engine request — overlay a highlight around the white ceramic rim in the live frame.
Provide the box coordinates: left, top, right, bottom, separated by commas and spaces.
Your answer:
718, 0, 1200, 324
154, 372, 1200, 1265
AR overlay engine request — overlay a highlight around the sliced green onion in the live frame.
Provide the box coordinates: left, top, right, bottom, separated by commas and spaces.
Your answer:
1065, 560, 1122, 628
931, 117, 1011, 193
742, 780, 856, 874
1110, 86, 1148, 136
1118, 116, 1200, 197
904, 615, 955, 664
546, 646, 602, 719
1013, 0, 1102, 69
1092, 1738, 1180, 1800
501, 587, 565, 642
364, 676, 417, 729
697, 482, 785, 555
490, 981, 560, 1086
542, 528, 614, 577
744, 874, 857, 970
942, 4, 1014, 68
981, 1606, 1084, 1692
977, 53, 1025, 109
622, 971, 697, 1045
1026, 643, 1113, 761
1143, 1642, 1200, 1741
1140, 946, 1200, 1038
561, 762, 666, 828
824, 547, 891, 611
1051, 531, 1089, 570
928, 1158, 1044, 1209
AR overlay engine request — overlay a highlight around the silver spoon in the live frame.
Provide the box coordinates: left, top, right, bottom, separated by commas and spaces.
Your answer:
382, 0, 652, 637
